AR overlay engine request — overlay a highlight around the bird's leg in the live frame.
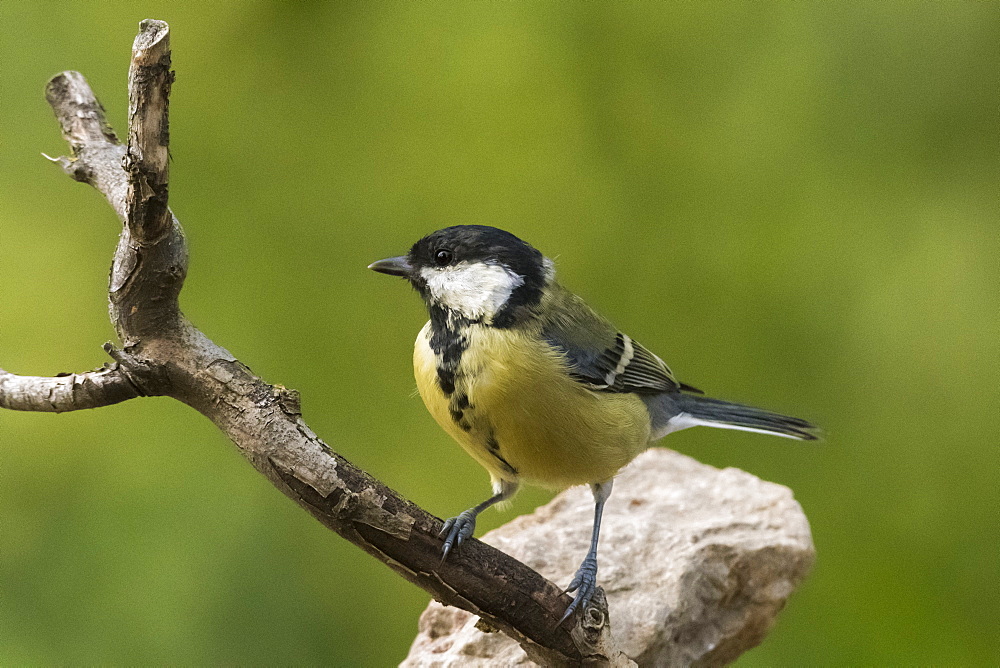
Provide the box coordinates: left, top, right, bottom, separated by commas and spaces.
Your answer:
560, 479, 614, 624
440, 479, 519, 560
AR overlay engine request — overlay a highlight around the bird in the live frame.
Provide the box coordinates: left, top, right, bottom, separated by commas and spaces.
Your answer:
369, 225, 817, 623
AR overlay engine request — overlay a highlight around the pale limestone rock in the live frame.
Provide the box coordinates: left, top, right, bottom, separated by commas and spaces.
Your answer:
402, 449, 814, 667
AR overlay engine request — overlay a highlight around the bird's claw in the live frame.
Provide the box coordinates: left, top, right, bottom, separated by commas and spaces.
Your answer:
440, 510, 477, 561
559, 554, 598, 624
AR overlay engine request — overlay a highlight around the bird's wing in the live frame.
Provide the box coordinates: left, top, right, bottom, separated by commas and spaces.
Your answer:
540, 285, 697, 395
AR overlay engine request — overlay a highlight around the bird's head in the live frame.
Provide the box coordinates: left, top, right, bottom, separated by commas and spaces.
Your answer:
369, 225, 553, 326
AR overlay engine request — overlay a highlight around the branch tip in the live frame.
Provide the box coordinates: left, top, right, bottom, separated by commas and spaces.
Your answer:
0, 366, 143, 412
125, 18, 173, 243
44, 71, 119, 150
134, 19, 170, 52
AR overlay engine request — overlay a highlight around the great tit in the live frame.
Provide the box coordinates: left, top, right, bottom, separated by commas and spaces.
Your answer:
370, 225, 817, 622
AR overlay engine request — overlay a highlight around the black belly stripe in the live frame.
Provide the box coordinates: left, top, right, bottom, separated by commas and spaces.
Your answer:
428, 305, 473, 397
450, 408, 472, 432
449, 392, 473, 432
426, 310, 516, 473
438, 371, 456, 395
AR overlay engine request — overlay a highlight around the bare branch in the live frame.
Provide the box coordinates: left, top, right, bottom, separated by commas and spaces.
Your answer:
126, 19, 173, 244
2, 20, 602, 664
45, 26, 186, 341
151, 335, 590, 664
0, 364, 144, 412
44, 71, 128, 217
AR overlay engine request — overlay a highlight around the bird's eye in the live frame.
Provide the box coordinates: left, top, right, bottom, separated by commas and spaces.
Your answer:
434, 249, 453, 266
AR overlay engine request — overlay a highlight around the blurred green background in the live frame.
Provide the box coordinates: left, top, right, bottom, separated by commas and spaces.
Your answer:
2, 2, 997, 665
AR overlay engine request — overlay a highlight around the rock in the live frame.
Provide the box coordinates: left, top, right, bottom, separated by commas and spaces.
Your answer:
402, 448, 814, 667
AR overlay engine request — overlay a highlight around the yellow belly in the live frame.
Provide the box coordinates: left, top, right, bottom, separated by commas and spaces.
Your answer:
413, 321, 651, 489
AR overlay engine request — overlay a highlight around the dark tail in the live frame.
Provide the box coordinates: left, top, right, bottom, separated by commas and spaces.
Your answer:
672, 394, 819, 441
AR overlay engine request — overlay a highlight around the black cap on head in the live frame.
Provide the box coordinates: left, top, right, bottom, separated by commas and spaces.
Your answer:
407, 225, 543, 276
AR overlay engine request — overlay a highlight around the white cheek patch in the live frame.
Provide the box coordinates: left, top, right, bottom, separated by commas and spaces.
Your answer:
421, 262, 525, 321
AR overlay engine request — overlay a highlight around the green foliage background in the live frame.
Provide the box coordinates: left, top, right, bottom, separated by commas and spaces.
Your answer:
2, 2, 997, 665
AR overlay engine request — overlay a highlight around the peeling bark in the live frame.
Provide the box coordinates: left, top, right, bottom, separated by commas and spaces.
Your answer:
0, 361, 142, 412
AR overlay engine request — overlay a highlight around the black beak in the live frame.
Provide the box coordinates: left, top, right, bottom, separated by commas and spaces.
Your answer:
368, 255, 412, 277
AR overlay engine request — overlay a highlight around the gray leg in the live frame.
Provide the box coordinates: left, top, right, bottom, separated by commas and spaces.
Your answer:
561, 479, 614, 623
440, 479, 519, 560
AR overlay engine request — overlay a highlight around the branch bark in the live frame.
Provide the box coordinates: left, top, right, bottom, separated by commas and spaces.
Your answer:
2, 19, 600, 666
0, 361, 142, 412
125, 19, 173, 245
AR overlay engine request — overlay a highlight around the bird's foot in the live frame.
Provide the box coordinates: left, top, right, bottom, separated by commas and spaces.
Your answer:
440, 509, 478, 560
559, 554, 598, 623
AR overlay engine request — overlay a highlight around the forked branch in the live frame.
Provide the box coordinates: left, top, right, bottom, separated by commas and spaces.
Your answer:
1, 19, 607, 666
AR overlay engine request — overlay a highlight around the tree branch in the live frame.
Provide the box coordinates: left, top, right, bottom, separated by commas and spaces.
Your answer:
3, 19, 602, 665
44, 71, 127, 216
0, 363, 144, 412
125, 18, 173, 244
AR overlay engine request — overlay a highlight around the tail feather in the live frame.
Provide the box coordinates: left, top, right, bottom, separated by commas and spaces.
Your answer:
666, 394, 819, 441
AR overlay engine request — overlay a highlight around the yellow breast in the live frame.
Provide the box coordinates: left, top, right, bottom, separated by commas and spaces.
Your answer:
413, 321, 651, 489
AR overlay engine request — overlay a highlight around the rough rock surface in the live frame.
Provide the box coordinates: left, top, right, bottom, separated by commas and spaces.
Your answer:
401, 448, 814, 667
